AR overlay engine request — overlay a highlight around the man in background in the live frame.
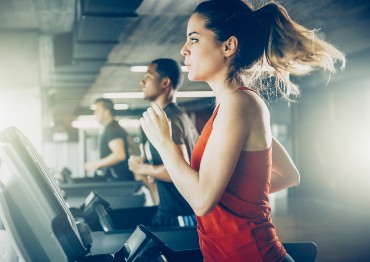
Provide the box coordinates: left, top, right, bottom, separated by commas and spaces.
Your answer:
128, 58, 199, 227
85, 98, 139, 181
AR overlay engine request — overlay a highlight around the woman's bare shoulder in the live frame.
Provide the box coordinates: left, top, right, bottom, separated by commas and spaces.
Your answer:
221, 89, 267, 118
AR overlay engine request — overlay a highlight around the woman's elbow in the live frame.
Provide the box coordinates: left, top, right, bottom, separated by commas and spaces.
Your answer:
192, 201, 216, 217
194, 208, 211, 217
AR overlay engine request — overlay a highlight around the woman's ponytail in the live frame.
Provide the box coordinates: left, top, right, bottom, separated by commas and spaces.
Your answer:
254, 2, 345, 99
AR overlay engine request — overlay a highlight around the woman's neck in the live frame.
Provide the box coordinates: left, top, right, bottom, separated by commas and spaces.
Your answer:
208, 80, 237, 105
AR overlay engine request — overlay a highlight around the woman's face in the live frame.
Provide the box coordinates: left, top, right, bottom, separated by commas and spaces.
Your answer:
180, 14, 228, 84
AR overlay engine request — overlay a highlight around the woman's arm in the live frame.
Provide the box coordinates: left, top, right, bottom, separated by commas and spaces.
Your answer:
270, 137, 300, 193
140, 93, 256, 216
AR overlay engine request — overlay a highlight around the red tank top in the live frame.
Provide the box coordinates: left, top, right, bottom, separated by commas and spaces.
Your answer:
190, 87, 286, 262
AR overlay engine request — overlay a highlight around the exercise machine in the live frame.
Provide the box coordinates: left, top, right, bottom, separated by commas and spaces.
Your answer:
0, 127, 198, 261
0, 127, 317, 261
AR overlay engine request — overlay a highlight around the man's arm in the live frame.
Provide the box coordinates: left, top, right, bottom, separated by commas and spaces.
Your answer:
129, 144, 188, 182
126, 134, 141, 156
85, 138, 126, 171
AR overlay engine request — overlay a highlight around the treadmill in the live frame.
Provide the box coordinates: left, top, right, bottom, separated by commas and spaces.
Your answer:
0, 127, 317, 262
0, 126, 200, 261
59, 172, 148, 210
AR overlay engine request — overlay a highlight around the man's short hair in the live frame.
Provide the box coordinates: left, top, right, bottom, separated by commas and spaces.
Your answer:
151, 58, 184, 90
95, 98, 116, 116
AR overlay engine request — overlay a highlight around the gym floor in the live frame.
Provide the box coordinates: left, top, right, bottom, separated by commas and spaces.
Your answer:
271, 194, 370, 262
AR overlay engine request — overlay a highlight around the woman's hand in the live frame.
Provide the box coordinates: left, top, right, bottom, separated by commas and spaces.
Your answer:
140, 103, 172, 150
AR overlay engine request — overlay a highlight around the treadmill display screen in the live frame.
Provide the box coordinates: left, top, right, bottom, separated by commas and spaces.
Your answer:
0, 126, 88, 261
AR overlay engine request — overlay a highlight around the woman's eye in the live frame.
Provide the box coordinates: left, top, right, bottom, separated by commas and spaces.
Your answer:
190, 38, 198, 44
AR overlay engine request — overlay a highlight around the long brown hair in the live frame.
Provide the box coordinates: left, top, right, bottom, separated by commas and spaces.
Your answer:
194, 0, 345, 100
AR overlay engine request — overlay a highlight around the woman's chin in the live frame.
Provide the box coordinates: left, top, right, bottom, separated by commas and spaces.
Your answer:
187, 72, 197, 81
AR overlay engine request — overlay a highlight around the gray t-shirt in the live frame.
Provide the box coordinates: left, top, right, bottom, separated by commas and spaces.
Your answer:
149, 103, 199, 217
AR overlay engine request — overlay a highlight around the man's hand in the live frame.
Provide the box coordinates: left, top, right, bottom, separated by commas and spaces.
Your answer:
128, 155, 144, 173
85, 161, 99, 172
128, 156, 156, 183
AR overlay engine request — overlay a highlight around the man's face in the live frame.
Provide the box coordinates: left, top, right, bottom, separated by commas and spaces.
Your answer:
139, 63, 163, 101
93, 101, 108, 124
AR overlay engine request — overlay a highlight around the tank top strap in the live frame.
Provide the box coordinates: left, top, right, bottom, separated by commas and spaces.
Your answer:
210, 104, 220, 122
236, 86, 260, 96
236, 86, 252, 91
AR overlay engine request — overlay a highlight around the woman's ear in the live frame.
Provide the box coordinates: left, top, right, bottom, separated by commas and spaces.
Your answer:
223, 36, 238, 57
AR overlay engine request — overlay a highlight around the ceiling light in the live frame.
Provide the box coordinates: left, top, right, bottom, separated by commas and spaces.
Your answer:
103, 91, 214, 99
103, 92, 144, 99
130, 66, 148, 72
90, 103, 130, 110
71, 115, 140, 129
176, 91, 214, 97
71, 117, 100, 129
129, 65, 188, 72
114, 104, 130, 110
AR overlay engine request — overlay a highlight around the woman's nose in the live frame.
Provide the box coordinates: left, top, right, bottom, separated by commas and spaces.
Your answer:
180, 43, 188, 57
